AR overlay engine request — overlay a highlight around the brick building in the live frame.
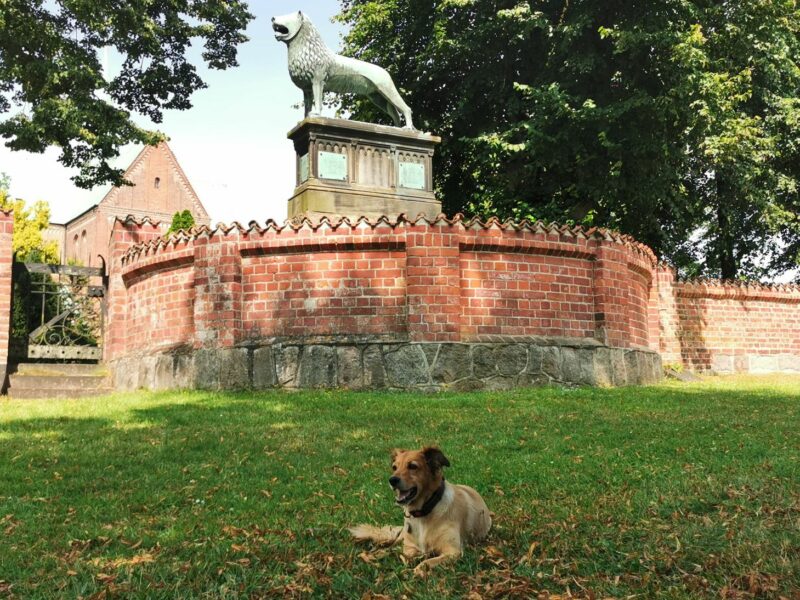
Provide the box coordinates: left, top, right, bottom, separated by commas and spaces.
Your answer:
44, 142, 210, 268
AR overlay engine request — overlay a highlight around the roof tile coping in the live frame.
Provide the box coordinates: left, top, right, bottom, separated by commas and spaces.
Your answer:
655, 262, 800, 294
676, 278, 800, 296
118, 212, 660, 265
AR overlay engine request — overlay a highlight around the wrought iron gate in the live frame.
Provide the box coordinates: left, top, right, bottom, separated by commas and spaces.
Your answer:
13, 262, 107, 361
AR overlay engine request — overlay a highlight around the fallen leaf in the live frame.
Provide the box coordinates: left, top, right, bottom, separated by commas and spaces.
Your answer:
362, 593, 392, 600
520, 540, 540, 565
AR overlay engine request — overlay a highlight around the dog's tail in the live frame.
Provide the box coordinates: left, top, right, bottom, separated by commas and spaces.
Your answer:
348, 524, 403, 546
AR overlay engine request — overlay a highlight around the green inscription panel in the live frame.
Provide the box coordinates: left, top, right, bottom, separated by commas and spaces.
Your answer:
318, 151, 347, 181
299, 153, 309, 183
399, 161, 426, 190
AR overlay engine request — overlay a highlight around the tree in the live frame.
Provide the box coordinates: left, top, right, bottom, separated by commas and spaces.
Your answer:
667, 5, 800, 279
337, 0, 800, 281
0, 174, 59, 262
168, 209, 195, 234
0, 1, 253, 189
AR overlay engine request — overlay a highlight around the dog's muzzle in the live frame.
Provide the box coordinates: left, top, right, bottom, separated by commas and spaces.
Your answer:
389, 477, 418, 504
395, 486, 418, 505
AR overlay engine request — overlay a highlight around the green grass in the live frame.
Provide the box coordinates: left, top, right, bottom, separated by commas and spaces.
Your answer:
1, 376, 799, 599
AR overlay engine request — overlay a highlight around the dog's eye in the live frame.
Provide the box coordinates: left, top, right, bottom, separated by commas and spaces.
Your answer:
391, 464, 397, 471
408, 463, 418, 470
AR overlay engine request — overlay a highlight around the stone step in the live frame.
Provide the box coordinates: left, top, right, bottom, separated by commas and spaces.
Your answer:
9, 374, 111, 391
7, 362, 113, 400
8, 386, 114, 400
14, 362, 109, 377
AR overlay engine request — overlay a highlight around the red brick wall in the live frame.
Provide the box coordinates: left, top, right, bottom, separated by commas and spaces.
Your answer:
109, 216, 658, 357
106, 218, 170, 359
460, 251, 594, 339
627, 267, 652, 349
657, 266, 800, 371
406, 223, 461, 342
124, 264, 194, 352
242, 250, 407, 338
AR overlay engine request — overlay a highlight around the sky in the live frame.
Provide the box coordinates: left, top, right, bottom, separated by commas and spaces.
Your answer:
0, 1, 346, 225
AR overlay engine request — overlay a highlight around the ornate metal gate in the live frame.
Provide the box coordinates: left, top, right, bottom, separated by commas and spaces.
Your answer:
13, 262, 107, 361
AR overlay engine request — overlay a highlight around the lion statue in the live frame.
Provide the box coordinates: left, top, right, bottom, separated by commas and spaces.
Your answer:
272, 11, 415, 130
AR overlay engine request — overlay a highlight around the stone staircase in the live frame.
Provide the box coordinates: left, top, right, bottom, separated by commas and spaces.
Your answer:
7, 363, 113, 400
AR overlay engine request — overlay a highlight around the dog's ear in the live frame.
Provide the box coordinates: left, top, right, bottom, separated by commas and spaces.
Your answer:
422, 446, 450, 471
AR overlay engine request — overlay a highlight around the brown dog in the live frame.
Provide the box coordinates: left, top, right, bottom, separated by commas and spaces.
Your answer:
349, 446, 491, 576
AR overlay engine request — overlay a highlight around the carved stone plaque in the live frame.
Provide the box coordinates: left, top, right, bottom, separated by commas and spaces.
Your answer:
318, 151, 347, 181
399, 161, 425, 190
299, 153, 309, 183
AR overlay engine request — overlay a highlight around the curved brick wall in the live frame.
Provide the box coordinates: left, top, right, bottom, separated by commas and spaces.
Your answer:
109, 215, 659, 349
104, 214, 663, 390
102, 214, 800, 389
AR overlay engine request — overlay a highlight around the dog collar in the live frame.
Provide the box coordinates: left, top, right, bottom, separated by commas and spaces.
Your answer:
408, 480, 446, 519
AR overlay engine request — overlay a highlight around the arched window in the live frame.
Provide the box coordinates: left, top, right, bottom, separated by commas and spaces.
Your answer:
154, 177, 161, 189
73, 234, 79, 261
81, 231, 87, 264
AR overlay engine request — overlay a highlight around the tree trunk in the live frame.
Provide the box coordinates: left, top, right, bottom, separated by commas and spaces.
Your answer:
716, 177, 737, 280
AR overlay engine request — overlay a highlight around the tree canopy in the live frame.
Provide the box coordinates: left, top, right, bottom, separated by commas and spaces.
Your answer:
0, 0, 253, 189
168, 209, 196, 234
337, 0, 800, 280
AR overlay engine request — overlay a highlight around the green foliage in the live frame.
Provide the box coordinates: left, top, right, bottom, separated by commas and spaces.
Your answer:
1, 377, 799, 597
167, 209, 195, 234
337, 0, 800, 280
0, 174, 59, 262
0, 1, 253, 189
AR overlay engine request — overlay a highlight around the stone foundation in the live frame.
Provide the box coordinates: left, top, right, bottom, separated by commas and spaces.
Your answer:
110, 338, 662, 392
707, 353, 800, 375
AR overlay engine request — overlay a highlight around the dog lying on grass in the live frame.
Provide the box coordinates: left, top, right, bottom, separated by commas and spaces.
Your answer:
350, 446, 491, 576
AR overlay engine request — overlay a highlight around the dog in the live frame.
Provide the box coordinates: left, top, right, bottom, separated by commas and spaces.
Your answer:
272, 11, 415, 129
350, 446, 491, 576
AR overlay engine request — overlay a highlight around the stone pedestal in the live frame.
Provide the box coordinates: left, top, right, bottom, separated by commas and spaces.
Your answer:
286, 117, 441, 220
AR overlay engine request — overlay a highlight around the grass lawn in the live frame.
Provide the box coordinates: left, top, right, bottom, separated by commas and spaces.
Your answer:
1, 376, 799, 599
